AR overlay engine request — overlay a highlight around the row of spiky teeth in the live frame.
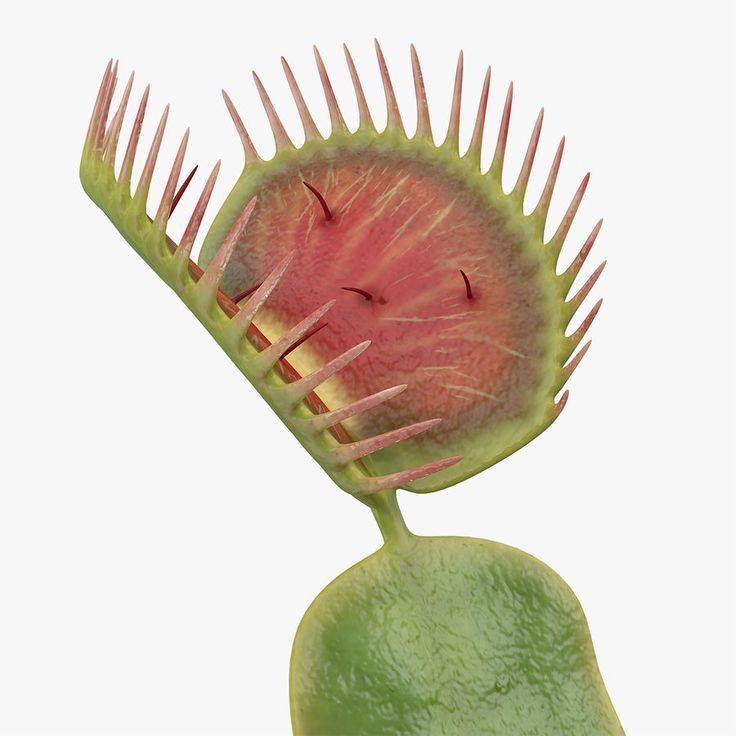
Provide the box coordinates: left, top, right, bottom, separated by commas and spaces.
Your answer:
83, 58, 465, 495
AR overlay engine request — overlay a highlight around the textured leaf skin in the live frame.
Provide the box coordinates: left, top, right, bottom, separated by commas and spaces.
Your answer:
291, 536, 623, 736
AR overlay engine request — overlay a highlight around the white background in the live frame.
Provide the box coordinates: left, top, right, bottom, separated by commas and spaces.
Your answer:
1, 1, 734, 734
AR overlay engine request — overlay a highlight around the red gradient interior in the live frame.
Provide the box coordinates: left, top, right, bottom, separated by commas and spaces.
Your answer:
218, 151, 547, 458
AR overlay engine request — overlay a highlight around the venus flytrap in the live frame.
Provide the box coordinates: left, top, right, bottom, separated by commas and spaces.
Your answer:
80, 44, 622, 735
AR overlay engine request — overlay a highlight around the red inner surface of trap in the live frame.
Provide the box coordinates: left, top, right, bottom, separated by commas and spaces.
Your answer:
218, 152, 547, 460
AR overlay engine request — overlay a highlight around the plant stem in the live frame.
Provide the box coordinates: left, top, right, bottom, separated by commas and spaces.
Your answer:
363, 489, 412, 547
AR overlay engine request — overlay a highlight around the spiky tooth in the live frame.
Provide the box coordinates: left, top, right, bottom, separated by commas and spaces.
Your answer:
229, 251, 296, 331
252, 72, 294, 150
251, 300, 336, 373
198, 197, 257, 293
134, 105, 169, 207
93, 61, 118, 153
513, 108, 544, 202
566, 298, 602, 354
282, 341, 371, 404
84, 59, 113, 153
119, 85, 150, 191
331, 418, 442, 466
343, 44, 374, 130
532, 136, 565, 230
553, 390, 570, 417
313, 46, 347, 133
490, 82, 513, 180
410, 44, 432, 141
281, 57, 321, 141
176, 161, 221, 266
561, 340, 592, 384
309, 384, 408, 432
374, 39, 405, 135
356, 455, 463, 495
467, 67, 491, 166
561, 219, 603, 287
102, 72, 134, 165
221, 90, 261, 164
567, 261, 606, 311
548, 173, 590, 261
443, 51, 464, 154
153, 129, 189, 231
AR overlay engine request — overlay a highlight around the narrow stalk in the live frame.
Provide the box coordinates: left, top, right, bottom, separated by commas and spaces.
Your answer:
363, 489, 412, 547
